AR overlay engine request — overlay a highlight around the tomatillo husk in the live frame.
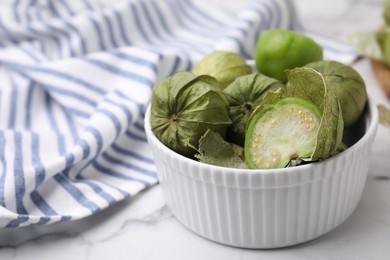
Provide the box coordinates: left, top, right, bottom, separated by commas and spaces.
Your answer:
151, 71, 232, 158
305, 60, 367, 127
192, 51, 252, 89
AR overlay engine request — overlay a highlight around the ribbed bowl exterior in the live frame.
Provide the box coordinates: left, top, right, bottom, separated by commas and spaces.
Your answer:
145, 100, 378, 249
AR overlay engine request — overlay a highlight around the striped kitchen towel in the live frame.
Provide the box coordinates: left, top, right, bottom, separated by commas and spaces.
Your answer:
0, 0, 357, 228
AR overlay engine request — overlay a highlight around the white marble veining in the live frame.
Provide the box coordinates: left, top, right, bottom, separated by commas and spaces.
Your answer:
1, 0, 390, 259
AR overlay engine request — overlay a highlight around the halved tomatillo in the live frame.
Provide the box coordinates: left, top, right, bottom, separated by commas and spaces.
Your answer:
245, 97, 322, 169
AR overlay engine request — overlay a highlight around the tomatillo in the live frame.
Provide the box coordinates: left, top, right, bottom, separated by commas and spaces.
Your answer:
193, 51, 252, 89
245, 97, 322, 169
255, 29, 323, 83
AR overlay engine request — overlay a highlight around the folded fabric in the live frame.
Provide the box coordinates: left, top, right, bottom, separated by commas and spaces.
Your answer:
0, 0, 356, 228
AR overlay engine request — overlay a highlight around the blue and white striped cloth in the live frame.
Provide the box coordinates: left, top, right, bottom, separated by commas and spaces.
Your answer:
0, 0, 358, 228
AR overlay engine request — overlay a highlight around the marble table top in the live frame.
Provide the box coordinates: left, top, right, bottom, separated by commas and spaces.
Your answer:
1, 0, 390, 259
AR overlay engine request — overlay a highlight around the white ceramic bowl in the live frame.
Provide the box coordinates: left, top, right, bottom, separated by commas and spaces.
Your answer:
144, 98, 378, 249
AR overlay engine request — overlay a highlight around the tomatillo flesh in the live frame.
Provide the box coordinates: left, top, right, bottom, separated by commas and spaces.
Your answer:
245, 97, 322, 169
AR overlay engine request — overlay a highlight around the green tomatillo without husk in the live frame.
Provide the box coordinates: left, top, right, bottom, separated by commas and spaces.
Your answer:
255, 29, 323, 83
192, 51, 252, 89
150, 71, 232, 158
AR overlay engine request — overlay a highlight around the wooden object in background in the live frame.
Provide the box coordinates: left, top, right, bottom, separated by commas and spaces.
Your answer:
371, 58, 390, 97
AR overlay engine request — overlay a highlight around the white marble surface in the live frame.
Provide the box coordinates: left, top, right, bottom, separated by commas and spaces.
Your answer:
1, 0, 390, 259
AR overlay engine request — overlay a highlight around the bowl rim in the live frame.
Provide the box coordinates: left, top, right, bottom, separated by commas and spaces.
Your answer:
144, 96, 378, 176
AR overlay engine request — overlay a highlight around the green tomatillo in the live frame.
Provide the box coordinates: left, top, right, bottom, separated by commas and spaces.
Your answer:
245, 67, 344, 169
245, 97, 322, 169
192, 51, 252, 89
151, 71, 232, 158
255, 29, 323, 83
304, 60, 367, 127
223, 73, 285, 146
